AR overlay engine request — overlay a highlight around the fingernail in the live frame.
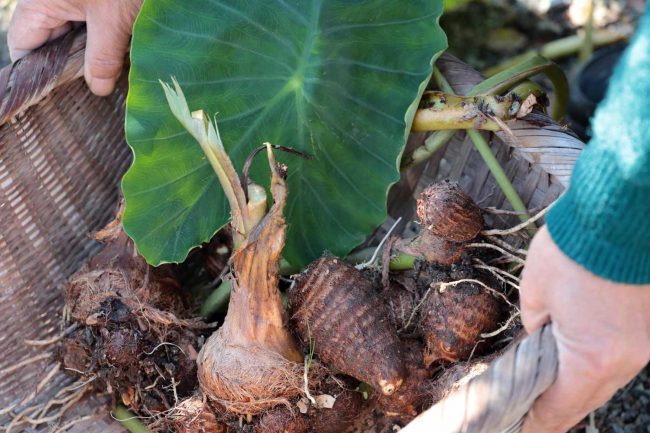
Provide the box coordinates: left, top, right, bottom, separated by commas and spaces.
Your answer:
88, 77, 116, 97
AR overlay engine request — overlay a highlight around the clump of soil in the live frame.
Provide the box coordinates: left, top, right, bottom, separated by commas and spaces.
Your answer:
253, 377, 368, 433
57, 213, 213, 417
170, 396, 228, 433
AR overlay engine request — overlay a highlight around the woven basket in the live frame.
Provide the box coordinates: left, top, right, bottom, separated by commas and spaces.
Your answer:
0, 29, 584, 433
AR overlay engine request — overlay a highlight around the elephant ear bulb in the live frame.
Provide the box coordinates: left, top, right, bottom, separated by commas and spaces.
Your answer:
416, 180, 483, 242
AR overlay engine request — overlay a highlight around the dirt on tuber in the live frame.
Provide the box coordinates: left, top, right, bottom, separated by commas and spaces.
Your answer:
59, 211, 211, 416
421, 279, 505, 366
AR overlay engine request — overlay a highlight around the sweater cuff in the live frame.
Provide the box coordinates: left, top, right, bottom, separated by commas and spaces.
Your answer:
546, 149, 650, 285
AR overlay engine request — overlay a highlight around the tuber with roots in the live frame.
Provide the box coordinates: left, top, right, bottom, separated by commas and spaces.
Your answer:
396, 180, 483, 265
288, 257, 407, 396
421, 280, 505, 366
59, 210, 211, 416
162, 80, 315, 419
196, 150, 307, 414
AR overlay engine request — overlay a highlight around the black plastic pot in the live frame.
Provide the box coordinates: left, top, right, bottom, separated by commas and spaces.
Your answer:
567, 43, 627, 141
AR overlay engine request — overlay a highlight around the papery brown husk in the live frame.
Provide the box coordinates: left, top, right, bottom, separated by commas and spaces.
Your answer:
197, 155, 307, 416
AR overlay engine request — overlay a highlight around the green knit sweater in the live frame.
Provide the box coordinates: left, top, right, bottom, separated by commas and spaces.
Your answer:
546, 9, 650, 284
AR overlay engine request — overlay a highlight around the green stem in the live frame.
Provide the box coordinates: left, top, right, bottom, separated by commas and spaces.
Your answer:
470, 56, 568, 120
346, 247, 417, 271
403, 81, 542, 171
484, 28, 630, 77
200, 279, 232, 318
389, 253, 417, 271
432, 66, 454, 94
113, 406, 150, 433
579, 0, 595, 62
401, 130, 455, 170
466, 129, 532, 231
161, 79, 266, 248
509, 81, 545, 99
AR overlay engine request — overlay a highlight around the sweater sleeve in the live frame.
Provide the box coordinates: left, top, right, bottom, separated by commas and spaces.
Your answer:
545, 8, 650, 284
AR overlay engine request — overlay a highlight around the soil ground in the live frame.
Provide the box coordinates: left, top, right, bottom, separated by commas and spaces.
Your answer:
0, 0, 647, 432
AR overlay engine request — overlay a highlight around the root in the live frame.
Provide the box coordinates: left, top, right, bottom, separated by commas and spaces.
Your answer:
466, 242, 526, 265
143, 342, 187, 358
2, 404, 43, 433
18, 362, 61, 406
480, 311, 521, 339
67, 267, 212, 331
22, 384, 88, 426
1, 379, 92, 433
303, 356, 316, 406
481, 202, 554, 237
399, 284, 434, 334
24, 324, 79, 347
0, 352, 51, 375
132, 300, 216, 330
200, 343, 326, 416
51, 411, 104, 433
472, 258, 520, 292
437, 279, 518, 311
482, 206, 542, 216
355, 217, 402, 271
483, 235, 528, 257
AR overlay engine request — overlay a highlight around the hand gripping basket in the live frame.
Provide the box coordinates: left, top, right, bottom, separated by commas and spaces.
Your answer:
0, 29, 584, 433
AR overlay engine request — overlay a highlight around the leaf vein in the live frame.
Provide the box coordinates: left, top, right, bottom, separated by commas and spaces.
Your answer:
145, 16, 294, 73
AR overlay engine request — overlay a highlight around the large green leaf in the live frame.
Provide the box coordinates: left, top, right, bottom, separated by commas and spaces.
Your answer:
123, 0, 447, 266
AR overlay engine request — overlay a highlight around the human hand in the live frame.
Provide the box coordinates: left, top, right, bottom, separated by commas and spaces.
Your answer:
520, 226, 650, 433
7, 0, 143, 96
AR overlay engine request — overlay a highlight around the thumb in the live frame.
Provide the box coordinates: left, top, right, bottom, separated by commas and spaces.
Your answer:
519, 269, 550, 334
83, 6, 133, 96
519, 230, 552, 334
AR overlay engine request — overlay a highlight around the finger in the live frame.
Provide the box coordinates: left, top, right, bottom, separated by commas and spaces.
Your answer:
7, 0, 82, 61
519, 236, 551, 333
519, 270, 550, 333
8, 5, 63, 60
84, 8, 132, 96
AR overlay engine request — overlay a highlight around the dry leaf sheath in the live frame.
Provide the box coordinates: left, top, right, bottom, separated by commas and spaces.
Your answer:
162, 80, 305, 415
